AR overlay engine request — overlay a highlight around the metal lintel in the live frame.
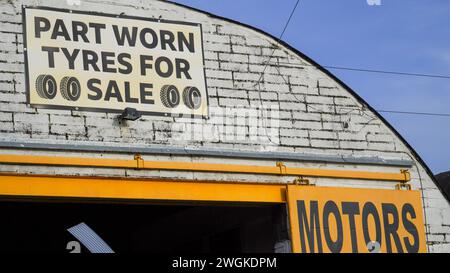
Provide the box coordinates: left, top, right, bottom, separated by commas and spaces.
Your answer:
0, 154, 411, 182
0, 141, 414, 167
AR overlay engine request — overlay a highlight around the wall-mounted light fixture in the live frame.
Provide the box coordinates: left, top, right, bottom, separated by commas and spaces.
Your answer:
119, 107, 141, 121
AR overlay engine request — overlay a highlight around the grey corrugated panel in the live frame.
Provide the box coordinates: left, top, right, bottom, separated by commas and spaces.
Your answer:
67, 222, 114, 253
0, 141, 413, 167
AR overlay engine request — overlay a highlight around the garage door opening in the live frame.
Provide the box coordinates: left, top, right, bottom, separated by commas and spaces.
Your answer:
0, 200, 289, 253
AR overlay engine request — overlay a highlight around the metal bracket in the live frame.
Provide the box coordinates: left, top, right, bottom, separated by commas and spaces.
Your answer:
134, 154, 144, 169
293, 176, 313, 186
276, 162, 287, 175
396, 169, 411, 190
401, 169, 411, 182
395, 183, 411, 191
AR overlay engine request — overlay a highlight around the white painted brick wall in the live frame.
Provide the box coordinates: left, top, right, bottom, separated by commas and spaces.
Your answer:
0, 0, 448, 252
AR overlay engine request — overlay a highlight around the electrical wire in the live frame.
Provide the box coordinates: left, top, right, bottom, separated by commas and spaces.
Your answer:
253, 1, 450, 120
324, 65, 450, 79
270, 61, 450, 80
254, 0, 301, 145
255, 0, 300, 85
264, 62, 450, 118
377, 110, 450, 117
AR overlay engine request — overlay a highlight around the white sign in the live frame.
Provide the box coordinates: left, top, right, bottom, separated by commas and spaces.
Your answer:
23, 7, 208, 117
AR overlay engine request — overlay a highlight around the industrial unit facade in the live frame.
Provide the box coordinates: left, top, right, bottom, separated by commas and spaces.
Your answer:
0, 0, 448, 253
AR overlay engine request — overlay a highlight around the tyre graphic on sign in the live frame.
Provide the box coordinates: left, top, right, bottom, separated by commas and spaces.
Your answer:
183, 86, 202, 110
160, 85, 180, 108
35, 74, 57, 100
60, 77, 81, 102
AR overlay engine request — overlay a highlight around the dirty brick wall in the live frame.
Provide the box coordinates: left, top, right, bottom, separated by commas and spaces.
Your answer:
0, 0, 449, 252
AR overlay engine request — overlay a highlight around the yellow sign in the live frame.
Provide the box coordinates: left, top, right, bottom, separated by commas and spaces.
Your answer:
287, 186, 427, 253
23, 7, 208, 117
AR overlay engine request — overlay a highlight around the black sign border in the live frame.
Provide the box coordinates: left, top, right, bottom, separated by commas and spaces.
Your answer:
22, 5, 210, 119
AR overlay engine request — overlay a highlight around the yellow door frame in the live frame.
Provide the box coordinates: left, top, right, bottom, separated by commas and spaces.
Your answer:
0, 155, 414, 253
0, 171, 423, 253
0, 174, 286, 203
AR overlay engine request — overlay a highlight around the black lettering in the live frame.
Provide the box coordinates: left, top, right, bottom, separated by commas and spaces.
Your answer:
362, 202, 382, 249
160, 30, 176, 51
140, 55, 153, 76
118, 53, 132, 74
88, 23, 106, 44
72, 21, 89, 43
402, 203, 420, 253
41, 46, 59, 68
155, 57, 173, 78
113, 25, 138, 46
178, 32, 195, 53
104, 81, 123, 102
175, 58, 191, 79
101, 52, 117, 73
140, 83, 154, 104
342, 202, 360, 253
323, 201, 343, 253
140, 28, 158, 49
124, 81, 138, 103
87, 78, 102, 100
61, 48, 80, 70
82, 50, 100, 72
297, 200, 323, 253
51, 19, 71, 40
34, 16, 50, 38
382, 203, 404, 253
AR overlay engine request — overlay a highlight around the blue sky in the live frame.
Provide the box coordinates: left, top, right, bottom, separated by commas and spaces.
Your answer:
171, 0, 450, 174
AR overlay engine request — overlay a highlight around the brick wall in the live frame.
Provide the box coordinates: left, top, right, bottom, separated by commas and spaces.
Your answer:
0, 0, 448, 252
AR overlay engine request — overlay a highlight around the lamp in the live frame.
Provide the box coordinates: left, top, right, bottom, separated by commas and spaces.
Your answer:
119, 107, 141, 121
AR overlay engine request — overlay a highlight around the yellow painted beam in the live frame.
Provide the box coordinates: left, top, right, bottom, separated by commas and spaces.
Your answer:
287, 167, 408, 181
0, 154, 410, 182
142, 160, 281, 174
0, 174, 286, 203
0, 154, 136, 168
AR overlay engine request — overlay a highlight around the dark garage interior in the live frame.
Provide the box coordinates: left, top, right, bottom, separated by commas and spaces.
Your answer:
0, 200, 288, 253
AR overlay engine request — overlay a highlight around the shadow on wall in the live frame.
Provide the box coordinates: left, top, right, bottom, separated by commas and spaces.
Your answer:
435, 171, 450, 201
